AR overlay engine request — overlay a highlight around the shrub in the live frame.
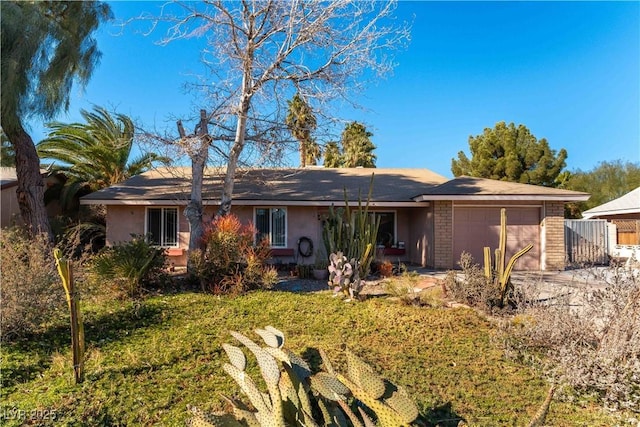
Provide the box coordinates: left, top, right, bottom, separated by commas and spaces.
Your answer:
90, 235, 167, 298
0, 228, 65, 340
378, 260, 394, 277
502, 266, 640, 412
190, 214, 273, 294
443, 252, 501, 312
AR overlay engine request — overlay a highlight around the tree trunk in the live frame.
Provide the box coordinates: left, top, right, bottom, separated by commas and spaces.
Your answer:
218, 81, 252, 217
3, 121, 53, 241
185, 152, 206, 253
300, 141, 306, 168
184, 150, 206, 279
180, 111, 210, 276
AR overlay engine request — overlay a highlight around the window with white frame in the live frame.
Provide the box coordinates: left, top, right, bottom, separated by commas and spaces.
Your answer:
255, 207, 286, 247
374, 211, 396, 247
146, 207, 178, 247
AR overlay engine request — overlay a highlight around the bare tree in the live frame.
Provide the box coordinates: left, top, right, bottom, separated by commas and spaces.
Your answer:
176, 110, 211, 254
142, 0, 409, 220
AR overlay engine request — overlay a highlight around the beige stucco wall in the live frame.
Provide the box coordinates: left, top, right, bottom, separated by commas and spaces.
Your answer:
1, 185, 23, 228
105, 204, 431, 268
106, 205, 190, 266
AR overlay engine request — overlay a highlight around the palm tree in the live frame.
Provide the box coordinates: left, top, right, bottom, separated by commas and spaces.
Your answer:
341, 121, 376, 168
305, 139, 322, 166
37, 106, 169, 209
285, 93, 318, 167
323, 141, 343, 167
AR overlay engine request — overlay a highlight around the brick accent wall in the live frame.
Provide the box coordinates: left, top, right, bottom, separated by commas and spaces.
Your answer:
434, 201, 453, 269
544, 201, 565, 270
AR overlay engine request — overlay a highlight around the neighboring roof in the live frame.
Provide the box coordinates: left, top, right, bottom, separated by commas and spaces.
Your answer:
0, 167, 57, 190
582, 187, 640, 219
81, 167, 448, 207
0, 167, 18, 189
412, 176, 590, 202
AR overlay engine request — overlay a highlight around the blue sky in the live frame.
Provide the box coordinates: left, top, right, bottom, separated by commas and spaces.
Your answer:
28, 1, 640, 178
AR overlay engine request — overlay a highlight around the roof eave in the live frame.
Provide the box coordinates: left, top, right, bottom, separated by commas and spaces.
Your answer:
80, 199, 431, 208
582, 208, 640, 219
412, 194, 591, 202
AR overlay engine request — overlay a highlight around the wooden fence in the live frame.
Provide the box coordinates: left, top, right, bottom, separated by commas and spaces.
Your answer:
564, 219, 609, 265
612, 219, 640, 245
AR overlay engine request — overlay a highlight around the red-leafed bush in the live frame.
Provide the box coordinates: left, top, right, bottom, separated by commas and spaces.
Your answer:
189, 214, 277, 294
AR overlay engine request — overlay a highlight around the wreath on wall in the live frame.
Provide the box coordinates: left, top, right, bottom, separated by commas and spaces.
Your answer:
297, 236, 313, 258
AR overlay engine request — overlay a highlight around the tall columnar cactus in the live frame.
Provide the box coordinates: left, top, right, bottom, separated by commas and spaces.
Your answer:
483, 208, 534, 307
188, 326, 419, 427
53, 248, 85, 384
322, 174, 380, 279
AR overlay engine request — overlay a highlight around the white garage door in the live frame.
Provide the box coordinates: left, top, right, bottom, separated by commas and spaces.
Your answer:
453, 206, 540, 270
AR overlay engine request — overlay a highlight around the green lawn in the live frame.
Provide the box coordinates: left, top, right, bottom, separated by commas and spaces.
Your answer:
0, 289, 619, 426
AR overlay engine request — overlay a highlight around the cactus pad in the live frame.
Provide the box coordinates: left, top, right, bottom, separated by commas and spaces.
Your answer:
264, 326, 285, 346
383, 385, 419, 423
255, 328, 284, 349
346, 349, 386, 399
230, 331, 281, 386
222, 344, 246, 372
186, 405, 246, 427
309, 372, 350, 401
358, 406, 377, 427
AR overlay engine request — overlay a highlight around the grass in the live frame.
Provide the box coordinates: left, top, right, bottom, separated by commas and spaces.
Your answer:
0, 288, 622, 426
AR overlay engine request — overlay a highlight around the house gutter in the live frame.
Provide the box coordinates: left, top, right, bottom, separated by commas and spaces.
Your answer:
412, 194, 590, 202
80, 199, 431, 208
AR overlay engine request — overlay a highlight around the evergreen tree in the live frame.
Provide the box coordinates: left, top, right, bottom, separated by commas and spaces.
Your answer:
1, 131, 15, 166
1, 1, 112, 238
451, 121, 567, 187
564, 160, 640, 218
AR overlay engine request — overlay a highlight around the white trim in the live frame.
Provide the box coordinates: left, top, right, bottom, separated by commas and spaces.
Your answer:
254, 207, 288, 248
413, 194, 589, 202
82, 199, 185, 206
452, 203, 543, 208
582, 208, 640, 219
81, 199, 430, 207
144, 206, 180, 248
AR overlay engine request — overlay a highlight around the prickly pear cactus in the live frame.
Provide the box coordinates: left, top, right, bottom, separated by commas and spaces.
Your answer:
188, 326, 421, 427
188, 327, 556, 426
328, 251, 362, 301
